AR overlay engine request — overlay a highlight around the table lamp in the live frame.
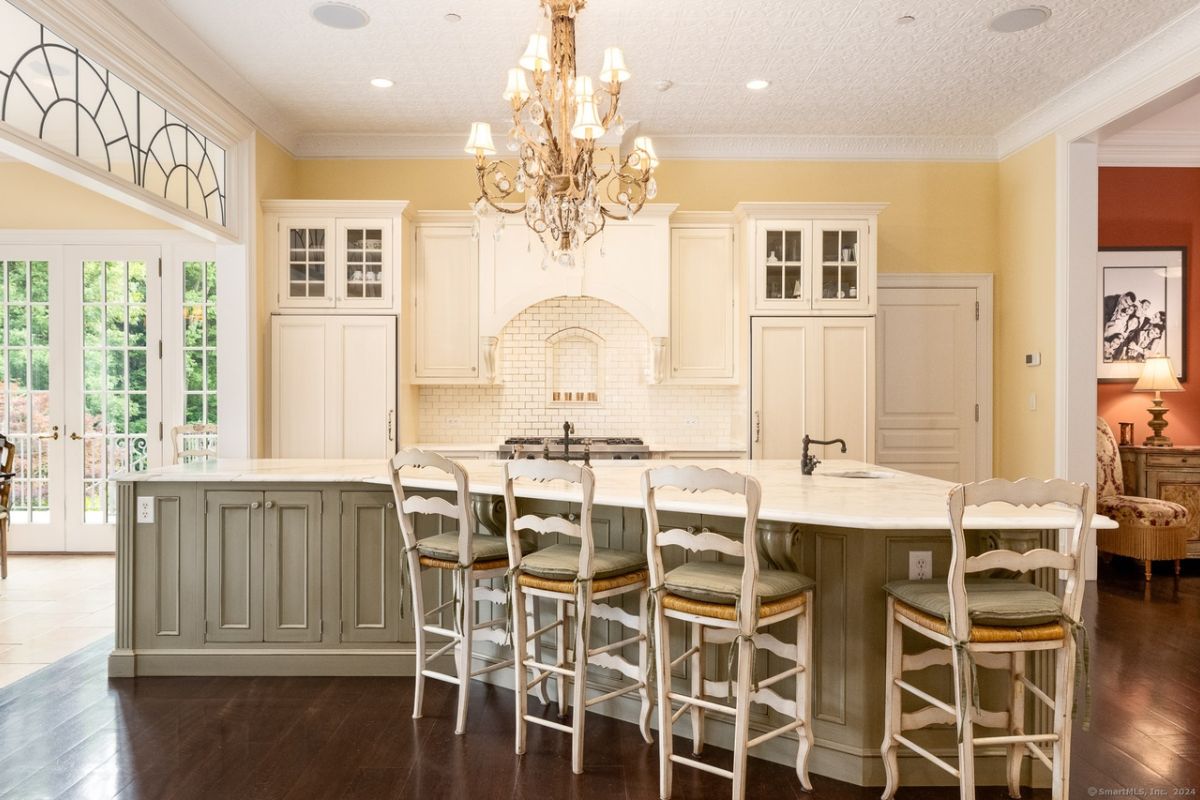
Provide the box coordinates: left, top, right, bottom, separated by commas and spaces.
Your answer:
1133, 355, 1184, 446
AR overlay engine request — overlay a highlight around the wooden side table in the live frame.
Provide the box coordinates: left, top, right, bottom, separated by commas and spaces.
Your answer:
1120, 445, 1200, 559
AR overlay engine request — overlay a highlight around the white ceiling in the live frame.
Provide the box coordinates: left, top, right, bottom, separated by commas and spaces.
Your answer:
153, 0, 1200, 157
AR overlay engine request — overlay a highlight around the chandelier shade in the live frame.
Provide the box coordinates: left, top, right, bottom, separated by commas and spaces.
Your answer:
465, 0, 659, 267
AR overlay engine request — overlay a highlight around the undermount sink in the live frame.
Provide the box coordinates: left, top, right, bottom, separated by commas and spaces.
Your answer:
821, 469, 895, 479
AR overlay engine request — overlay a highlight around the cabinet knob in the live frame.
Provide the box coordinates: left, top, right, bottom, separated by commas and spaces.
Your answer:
265, 501, 275, 509
251, 501, 261, 509
386, 501, 395, 509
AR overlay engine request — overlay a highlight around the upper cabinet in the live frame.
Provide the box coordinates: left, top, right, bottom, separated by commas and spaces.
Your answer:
669, 217, 737, 384
737, 203, 886, 316
412, 213, 481, 383
263, 201, 409, 313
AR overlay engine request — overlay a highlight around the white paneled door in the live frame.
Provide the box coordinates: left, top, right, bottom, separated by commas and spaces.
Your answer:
876, 285, 981, 482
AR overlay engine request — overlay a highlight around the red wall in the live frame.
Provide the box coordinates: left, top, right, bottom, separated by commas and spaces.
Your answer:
1097, 167, 1200, 446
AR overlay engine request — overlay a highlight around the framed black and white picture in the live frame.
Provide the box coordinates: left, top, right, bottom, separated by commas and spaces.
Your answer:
1098, 247, 1187, 382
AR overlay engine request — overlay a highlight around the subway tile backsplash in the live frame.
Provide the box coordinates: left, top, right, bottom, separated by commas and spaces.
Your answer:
417, 296, 745, 446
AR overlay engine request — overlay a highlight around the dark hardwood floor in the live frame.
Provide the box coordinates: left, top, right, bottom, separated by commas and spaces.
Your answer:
0, 560, 1198, 800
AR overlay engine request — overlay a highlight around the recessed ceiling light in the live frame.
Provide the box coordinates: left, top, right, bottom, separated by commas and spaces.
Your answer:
988, 6, 1051, 33
746, 79, 770, 91
896, 14, 916, 25
310, 2, 370, 30
654, 79, 674, 92
444, 12, 462, 23
370, 77, 394, 89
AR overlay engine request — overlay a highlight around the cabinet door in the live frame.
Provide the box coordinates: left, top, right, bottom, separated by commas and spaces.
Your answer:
811, 221, 871, 313
581, 217, 670, 337
813, 318, 875, 462
279, 219, 335, 309
264, 491, 323, 643
336, 218, 392, 309
205, 491, 264, 642
670, 227, 736, 382
754, 220, 812, 312
325, 317, 396, 458
340, 491, 402, 642
414, 226, 480, 381
271, 315, 329, 458
751, 319, 816, 459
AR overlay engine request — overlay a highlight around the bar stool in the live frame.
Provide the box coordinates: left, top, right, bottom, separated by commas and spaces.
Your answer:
643, 465, 816, 800
505, 458, 654, 774
389, 448, 513, 735
880, 478, 1092, 800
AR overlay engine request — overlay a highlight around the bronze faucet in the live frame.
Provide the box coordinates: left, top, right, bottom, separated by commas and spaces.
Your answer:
802, 435, 847, 476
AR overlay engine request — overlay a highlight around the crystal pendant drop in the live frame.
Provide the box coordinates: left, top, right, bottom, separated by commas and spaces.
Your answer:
530, 100, 545, 125
541, 252, 555, 271
647, 178, 658, 199
557, 251, 575, 269
506, 127, 520, 152
515, 172, 525, 192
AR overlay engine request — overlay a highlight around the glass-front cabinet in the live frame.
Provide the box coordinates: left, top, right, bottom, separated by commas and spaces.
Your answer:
335, 218, 391, 309
812, 220, 869, 312
280, 219, 333, 309
756, 221, 812, 309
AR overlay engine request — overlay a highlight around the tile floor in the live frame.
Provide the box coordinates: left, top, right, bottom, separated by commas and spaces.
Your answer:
0, 555, 115, 689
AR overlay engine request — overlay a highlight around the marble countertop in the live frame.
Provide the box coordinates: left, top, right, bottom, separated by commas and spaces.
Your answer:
119, 458, 1114, 532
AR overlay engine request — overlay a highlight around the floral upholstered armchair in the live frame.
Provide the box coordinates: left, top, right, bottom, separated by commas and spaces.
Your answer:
1095, 417, 1190, 580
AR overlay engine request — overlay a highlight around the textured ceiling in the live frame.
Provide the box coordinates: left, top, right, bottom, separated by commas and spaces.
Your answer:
157, 0, 1200, 141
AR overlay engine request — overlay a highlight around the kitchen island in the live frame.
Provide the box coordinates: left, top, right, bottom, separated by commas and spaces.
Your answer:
110, 458, 1111, 787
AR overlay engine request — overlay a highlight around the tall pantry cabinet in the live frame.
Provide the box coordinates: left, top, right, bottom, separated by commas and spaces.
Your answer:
738, 203, 886, 463
263, 200, 409, 458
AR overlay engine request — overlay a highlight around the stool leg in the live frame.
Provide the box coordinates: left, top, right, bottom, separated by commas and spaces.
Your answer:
1175, 559, 1182, 577
513, 582, 529, 756
570, 585, 592, 775
796, 604, 814, 791
410, 560, 427, 720
1144, 559, 1152, 581
1051, 642, 1077, 800
454, 568, 474, 735
951, 643, 977, 800
556, 599, 569, 717
1007, 651, 1026, 798
638, 587, 654, 744
690, 621, 705, 756
881, 598, 902, 800
653, 598, 673, 800
730, 634, 754, 800
532, 596, 550, 705
0, 516, 8, 579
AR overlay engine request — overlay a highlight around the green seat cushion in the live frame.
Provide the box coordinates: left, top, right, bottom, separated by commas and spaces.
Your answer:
664, 562, 814, 605
521, 543, 646, 580
416, 533, 508, 563
883, 578, 1062, 627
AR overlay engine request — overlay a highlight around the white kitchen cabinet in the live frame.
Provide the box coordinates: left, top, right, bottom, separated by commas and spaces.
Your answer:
271, 314, 397, 458
413, 219, 481, 383
751, 317, 875, 462
264, 200, 409, 313
669, 224, 736, 383
737, 203, 885, 316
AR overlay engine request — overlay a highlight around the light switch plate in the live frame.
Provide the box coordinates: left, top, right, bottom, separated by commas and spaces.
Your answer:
136, 496, 155, 524
909, 550, 932, 581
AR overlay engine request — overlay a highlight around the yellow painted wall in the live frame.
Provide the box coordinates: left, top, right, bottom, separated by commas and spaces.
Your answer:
995, 136, 1058, 479
0, 162, 170, 228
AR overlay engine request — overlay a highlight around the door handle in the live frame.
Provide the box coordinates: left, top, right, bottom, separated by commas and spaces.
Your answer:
34, 426, 60, 441
754, 412, 761, 443
69, 432, 83, 441
387, 410, 394, 441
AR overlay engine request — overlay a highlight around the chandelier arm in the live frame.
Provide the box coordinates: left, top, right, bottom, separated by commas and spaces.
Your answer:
599, 84, 622, 128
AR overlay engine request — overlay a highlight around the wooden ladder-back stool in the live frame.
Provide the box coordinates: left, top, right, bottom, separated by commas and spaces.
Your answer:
389, 448, 513, 735
0, 434, 15, 579
505, 458, 653, 775
881, 478, 1092, 800
170, 423, 218, 464
643, 465, 816, 800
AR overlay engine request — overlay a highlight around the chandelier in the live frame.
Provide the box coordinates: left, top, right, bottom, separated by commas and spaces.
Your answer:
464, 0, 659, 269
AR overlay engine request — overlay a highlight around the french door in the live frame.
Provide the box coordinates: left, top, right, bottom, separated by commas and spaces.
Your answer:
1, 246, 162, 552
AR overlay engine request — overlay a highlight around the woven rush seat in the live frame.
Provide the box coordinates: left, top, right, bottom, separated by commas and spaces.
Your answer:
518, 568, 648, 593
661, 590, 807, 622
419, 555, 509, 572
520, 542, 647, 581
416, 532, 509, 562
892, 601, 1065, 643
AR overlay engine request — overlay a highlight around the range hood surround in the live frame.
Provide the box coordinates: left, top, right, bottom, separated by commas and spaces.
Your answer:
477, 203, 677, 340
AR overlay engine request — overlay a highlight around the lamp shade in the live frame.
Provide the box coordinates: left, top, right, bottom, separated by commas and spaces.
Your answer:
570, 98, 605, 140
633, 136, 659, 169
519, 34, 551, 73
502, 68, 531, 104
600, 47, 630, 83
1133, 355, 1183, 393
573, 75, 595, 103
464, 122, 496, 156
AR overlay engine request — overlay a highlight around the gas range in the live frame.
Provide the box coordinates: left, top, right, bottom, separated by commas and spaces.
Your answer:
498, 436, 649, 461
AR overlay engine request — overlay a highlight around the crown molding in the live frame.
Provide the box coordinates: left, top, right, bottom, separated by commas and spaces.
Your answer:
294, 131, 999, 162
1099, 130, 1200, 167
996, 5, 1200, 159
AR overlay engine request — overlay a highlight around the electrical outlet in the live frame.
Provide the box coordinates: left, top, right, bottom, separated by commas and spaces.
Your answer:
909, 550, 932, 581
136, 496, 155, 524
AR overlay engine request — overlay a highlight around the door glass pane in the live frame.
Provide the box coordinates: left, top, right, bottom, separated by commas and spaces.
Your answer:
820, 229, 860, 300
81, 260, 150, 524
179, 261, 218, 460
344, 226, 384, 300
287, 227, 326, 299
1, 260, 53, 524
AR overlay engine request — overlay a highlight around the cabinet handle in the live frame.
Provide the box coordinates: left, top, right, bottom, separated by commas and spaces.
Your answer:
251, 501, 261, 509
754, 411, 761, 443
387, 410, 394, 441
265, 501, 275, 509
